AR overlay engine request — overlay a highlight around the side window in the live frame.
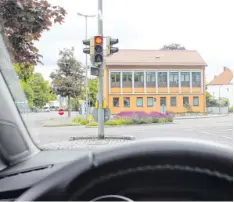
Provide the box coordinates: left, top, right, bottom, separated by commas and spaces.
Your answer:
137, 97, 143, 107
113, 97, 119, 107
147, 97, 154, 107
193, 96, 199, 106
123, 97, 130, 107
170, 97, 177, 106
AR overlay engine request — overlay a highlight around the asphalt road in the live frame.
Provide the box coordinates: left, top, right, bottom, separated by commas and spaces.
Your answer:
24, 113, 233, 148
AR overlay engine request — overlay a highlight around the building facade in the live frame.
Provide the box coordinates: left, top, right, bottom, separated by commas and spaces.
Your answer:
207, 67, 233, 107
104, 50, 207, 114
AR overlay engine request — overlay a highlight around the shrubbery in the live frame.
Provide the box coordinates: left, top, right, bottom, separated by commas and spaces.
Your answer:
87, 121, 98, 126
80, 119, 89, 125
72, 111, 174, 126
72, 117, 81, 123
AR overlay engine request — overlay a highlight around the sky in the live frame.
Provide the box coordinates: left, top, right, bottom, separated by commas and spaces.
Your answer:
35, 0, 234, 82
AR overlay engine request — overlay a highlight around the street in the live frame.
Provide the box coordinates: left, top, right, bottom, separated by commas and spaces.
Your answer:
23, 113, 233, 148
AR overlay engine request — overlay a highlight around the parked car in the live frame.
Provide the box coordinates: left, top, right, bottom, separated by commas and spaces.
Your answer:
42, 106, 50, 112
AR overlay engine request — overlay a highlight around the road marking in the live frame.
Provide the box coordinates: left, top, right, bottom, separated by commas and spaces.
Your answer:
219, 135, 233, 140
219, 129, 232, 131
200, 131, 212, 135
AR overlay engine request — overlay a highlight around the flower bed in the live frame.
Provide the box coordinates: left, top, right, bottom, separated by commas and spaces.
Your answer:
73, 111, 174, 126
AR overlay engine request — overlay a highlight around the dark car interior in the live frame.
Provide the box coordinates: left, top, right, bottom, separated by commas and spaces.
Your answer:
0, 138, 232, 201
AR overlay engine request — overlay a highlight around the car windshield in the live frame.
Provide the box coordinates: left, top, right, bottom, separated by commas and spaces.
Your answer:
0, 0, 233, 151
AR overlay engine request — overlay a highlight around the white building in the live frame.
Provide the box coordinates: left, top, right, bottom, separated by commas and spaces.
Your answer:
207, 67, 233, 106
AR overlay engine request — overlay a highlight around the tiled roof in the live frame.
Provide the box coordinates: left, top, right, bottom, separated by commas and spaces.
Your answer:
208, 67, 233, 85
105, 49, 207, 66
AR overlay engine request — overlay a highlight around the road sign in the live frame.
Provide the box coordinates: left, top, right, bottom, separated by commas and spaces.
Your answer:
58, 108, 64, 116
92, 107, 110, 122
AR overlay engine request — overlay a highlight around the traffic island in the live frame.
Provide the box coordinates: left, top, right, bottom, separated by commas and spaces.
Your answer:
40, 136, 135, 151
69, 135, 135, 141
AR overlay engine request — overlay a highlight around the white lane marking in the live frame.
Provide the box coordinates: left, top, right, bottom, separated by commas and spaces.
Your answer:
200, 131, 212, 135
219, 135, 233, 140
219, 129, 232, 131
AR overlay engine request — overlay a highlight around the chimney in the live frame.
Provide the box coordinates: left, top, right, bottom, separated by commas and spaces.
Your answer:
224, 66, 227, 71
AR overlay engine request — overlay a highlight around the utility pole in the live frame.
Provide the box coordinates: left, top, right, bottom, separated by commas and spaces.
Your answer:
97, 0, 104, 139
77, 13, 96, 119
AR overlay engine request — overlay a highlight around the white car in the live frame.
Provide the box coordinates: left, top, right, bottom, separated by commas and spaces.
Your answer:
42, 106, 50, 112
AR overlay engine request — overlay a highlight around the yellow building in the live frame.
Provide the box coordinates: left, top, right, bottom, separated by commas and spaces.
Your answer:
104, 50, 207, 114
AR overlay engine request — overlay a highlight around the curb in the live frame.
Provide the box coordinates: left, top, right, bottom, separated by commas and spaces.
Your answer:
69, 135, 135, 141
85, 122, 174, 128
43, 124, 81, 127
175, 114, 229, 120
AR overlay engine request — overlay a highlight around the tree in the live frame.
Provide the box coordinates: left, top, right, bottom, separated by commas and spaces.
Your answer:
88, 78, 98, 106
29, 72, 50, 108
50, 47, 84, 117
161, 43, 186, 50
14, 63, 34, 81
20, 80, 34, 108
0, 0, 66, 65
48, 87, 57, 101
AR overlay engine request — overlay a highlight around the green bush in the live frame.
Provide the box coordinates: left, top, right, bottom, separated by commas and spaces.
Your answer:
105, 119, 120, 126
132, 116, 152, 124
79, 119, 89, 125
152, 117, 160, 123
87, 121, 98, 126
165, 116, 173, 122
124, 119, 134, 125
72, 116, 81, 123
158, 118, 165, 123
117, 118, 126, 125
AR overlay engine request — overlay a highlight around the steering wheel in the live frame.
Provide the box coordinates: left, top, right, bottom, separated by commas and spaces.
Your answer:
17, 138, 233, 201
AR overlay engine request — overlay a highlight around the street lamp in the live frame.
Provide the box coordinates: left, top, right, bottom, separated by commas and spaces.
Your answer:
77, 12, 96, 119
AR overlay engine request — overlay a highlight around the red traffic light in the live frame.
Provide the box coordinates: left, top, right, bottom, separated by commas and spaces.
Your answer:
95, 36, 103, 44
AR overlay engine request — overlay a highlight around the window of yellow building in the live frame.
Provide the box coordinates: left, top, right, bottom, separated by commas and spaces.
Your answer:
192, 72, 201, 87
122, 72, 132, 87
111, 72, 120, 87
134, 72, 144, 87
137, 97, 143, 107
170, 72, 179, 87
124, 97, 130, 107
181, 72, 190, 87
183, 97, 189, 105
193, 96, 199, 106
113, 97, 119, 107
147, 97, 154, 107
158, 72, 167, 87
146, 72, 156, 87
170, 97, 177, 106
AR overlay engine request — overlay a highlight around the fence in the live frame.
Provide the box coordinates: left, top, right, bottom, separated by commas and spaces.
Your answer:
206, 107, 229, 114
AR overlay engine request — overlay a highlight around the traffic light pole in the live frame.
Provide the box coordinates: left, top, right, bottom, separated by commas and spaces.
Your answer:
97, 0, 104, 139
84, 16, 89, 119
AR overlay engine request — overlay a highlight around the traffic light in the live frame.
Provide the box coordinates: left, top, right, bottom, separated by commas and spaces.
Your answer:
106, 37, 119, 56
94, 36, 103, 63
82, 37, 94, 55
